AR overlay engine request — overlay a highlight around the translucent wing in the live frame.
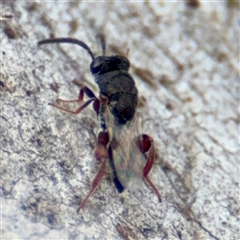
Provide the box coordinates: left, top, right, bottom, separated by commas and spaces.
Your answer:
103, 106, 146, 190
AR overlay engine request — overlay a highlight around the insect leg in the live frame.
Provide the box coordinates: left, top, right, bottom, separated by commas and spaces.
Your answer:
77, 159, 107, 212
141, 134, 162, 203
49, 82, 100, 114
77, 131, 109, 212
93, 131, 109, 161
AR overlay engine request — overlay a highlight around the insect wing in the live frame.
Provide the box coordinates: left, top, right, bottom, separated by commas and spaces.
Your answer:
104, 107, 146, 189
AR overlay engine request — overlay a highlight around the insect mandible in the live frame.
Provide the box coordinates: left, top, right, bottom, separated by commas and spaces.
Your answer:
38, 34, 162, 212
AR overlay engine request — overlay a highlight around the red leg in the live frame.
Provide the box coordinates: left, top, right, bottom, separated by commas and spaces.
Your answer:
77, 131, 109, 212
77, 160, 107, 212
49, 82, 100, 114
141, 134, 162, 203
55, 87, 85, 104
93, 131, 109, 161
48, 98, 95, 114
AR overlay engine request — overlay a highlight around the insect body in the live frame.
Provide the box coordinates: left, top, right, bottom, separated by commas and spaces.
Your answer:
38, 35, 161, 212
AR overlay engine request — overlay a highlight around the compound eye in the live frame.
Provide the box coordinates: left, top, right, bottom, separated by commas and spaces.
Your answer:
90, 57, 104, 74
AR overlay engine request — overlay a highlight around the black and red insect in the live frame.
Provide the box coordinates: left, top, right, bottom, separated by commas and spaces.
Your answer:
38, 35, 161, 212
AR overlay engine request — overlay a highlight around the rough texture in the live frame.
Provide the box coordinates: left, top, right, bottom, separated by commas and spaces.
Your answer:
1, 1, 239, 240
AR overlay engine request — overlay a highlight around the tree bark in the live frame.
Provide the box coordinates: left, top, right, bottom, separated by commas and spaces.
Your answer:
1, 1, 238, 239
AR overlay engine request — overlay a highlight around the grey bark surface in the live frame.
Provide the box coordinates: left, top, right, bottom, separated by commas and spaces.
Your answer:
1, 1, 239, 240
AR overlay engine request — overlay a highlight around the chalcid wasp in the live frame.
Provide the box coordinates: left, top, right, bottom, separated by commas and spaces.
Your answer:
38, 34, 161, 212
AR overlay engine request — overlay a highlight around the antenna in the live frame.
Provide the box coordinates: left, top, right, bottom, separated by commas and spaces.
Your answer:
98, 34, 106, 56
38, 38, 95, 60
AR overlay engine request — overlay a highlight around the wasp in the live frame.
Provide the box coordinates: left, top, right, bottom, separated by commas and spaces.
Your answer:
38, 34, 162, 212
